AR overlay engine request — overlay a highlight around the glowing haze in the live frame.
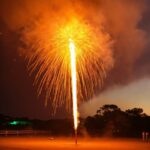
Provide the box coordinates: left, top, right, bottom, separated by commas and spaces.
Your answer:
0, 0, 149, 119
21, 17, 113, 113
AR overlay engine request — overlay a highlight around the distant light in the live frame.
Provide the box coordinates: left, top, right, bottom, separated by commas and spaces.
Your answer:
9, 121, 18, 125
9, 121, 31, 126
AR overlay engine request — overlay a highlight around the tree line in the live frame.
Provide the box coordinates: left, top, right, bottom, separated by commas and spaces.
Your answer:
84, 104, 150, 137
0, 104, 150, 137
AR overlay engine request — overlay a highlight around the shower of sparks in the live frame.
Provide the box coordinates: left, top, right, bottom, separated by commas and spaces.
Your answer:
69, 38, 78, 131
22, 17, 113, 114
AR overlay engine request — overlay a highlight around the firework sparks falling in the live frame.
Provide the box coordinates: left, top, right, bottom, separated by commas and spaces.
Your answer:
21, 17, 113, 114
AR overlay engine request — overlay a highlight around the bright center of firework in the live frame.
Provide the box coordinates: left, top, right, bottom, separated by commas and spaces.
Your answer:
69, 38, 78, 130
25, 18, 112, 124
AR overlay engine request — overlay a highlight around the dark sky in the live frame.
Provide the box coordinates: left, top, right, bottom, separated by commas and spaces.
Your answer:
0, 21, 68, 119
0, 23, 53, 119
0, 0, 150, 119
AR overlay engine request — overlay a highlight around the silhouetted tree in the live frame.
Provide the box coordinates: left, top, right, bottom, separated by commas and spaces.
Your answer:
85, 104, 150, 137
125, 108, 144, 117
97, 104, 120, 116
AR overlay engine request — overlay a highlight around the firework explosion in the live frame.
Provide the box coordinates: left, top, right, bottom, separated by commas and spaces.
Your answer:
0, 0, 148, 125
21, 16, 113, 117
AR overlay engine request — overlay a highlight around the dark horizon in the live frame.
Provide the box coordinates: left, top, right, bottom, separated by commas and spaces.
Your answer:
1, 104, 150, 139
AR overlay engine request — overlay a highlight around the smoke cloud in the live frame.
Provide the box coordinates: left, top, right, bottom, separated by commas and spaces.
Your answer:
0, 0, 150, 114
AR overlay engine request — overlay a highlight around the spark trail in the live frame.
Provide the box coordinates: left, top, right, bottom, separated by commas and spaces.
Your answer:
22, 17, 113, 119
69, 38, 78, 144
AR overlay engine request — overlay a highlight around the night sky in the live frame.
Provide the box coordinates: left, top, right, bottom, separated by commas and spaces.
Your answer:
0, 0, 150, 119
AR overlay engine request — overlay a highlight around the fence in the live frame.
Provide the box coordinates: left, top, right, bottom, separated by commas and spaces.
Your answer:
0, 130, 50, 136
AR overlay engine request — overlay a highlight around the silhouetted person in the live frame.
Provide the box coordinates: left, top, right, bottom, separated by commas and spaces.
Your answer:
146, 132, 149, 142
142, 131, 145, 141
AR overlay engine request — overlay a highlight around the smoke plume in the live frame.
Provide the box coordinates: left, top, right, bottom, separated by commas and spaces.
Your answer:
0, 0, 149, 114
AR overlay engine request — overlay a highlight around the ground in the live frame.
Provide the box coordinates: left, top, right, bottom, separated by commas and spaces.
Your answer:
0, 137, 150, 150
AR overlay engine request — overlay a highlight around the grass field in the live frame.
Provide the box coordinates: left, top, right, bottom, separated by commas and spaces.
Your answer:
0, 137, 150, 150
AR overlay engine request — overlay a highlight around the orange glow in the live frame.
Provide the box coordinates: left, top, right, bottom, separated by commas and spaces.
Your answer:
24, 17, 112, 113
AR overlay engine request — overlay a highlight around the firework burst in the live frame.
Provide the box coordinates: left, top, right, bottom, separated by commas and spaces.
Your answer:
21, 17, 113, 114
